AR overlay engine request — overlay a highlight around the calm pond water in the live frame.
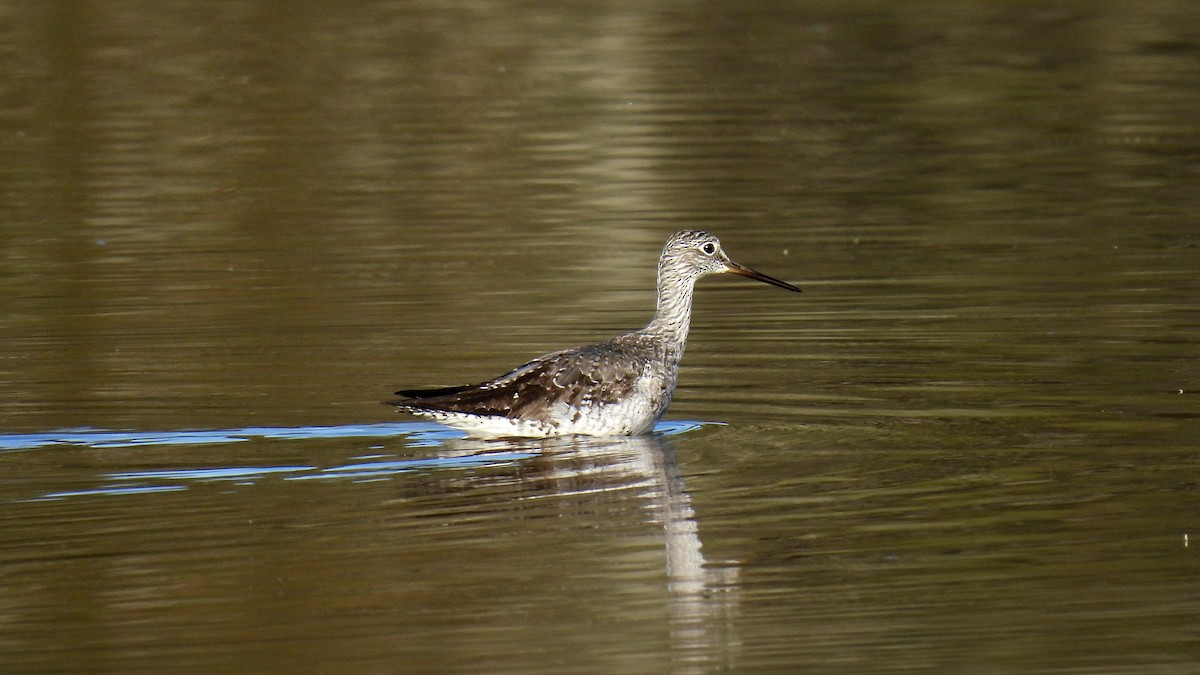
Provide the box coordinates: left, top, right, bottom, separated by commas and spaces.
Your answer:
2, 0, 1199, 672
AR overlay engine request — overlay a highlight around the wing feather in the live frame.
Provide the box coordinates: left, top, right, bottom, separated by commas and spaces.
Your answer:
387, 338, 653, 424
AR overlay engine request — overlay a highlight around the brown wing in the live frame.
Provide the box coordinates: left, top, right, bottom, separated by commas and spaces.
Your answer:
386, 339, 651, 423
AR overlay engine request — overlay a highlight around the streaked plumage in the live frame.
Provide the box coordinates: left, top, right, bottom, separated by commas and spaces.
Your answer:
385, 230, 801, 438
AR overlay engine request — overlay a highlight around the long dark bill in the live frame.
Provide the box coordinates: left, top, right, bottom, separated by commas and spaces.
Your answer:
726, 262, 802, 293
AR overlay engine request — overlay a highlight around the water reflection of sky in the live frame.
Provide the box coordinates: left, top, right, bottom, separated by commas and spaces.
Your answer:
4, 420, 714, 500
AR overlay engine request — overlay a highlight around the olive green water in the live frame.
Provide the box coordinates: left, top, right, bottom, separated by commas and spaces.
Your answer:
2, 1, 1198, 672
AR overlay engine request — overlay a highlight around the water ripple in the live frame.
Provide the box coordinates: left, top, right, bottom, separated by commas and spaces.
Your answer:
7, 420, 710, 501
0, 422, 454, 452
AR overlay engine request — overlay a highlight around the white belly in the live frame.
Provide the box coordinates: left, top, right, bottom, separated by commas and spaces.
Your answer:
415, 372, 673, 439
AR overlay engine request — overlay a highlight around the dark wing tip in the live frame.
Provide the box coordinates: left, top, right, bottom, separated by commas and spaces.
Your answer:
391, 384, 472, 399
384, 383, 479, 407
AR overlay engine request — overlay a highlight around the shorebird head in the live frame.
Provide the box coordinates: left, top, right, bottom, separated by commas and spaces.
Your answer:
662, 230, 802, 293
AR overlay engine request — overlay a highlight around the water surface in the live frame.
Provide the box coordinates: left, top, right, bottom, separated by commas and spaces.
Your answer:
2, 0, 1198, 672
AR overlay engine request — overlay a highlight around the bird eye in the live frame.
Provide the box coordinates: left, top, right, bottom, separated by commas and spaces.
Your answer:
702, 243, 716, 255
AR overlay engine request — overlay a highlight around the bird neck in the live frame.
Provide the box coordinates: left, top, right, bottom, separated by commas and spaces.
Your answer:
645, 266, 697, 354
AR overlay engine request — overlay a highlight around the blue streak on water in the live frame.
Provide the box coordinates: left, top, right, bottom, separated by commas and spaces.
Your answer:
105, 466, 319, 481
36, 485, 190, 500
0, 420, 710, 452
656, 420, 718, 436
7, 420, 714, 500
0, 422, 455, 452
